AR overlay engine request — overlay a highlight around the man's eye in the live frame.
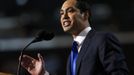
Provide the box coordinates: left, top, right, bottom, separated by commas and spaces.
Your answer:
68, 8, 75, 12
60, 12, 64, 16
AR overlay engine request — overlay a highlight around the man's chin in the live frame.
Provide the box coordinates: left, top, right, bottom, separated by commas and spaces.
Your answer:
63, 27, 73, 33
63, 29, 70, 33
63, 30, 68, 32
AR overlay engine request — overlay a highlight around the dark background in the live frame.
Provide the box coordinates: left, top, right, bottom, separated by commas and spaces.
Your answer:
0, 0, 133, 75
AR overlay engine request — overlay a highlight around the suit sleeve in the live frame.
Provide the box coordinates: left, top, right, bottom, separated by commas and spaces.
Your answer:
98, 33, 129, 75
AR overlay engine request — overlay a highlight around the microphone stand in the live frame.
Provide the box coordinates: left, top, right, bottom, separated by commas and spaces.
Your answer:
17, 39, 36, 75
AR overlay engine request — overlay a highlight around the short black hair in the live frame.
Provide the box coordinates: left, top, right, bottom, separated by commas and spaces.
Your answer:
75, 0, 92, 25
75, 0, 90, 13
62, 0, 91, 13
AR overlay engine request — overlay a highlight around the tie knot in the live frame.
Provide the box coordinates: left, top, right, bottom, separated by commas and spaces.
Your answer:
72, 41, 78, 52
73, 41, 78, 47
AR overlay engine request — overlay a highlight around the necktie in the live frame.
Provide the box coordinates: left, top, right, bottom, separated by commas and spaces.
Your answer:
71, 41, 78, 75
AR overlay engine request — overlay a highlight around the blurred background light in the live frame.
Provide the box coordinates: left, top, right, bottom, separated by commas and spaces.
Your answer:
0, 17, 17, 29
91, 4, 112, 20
16, 0, 28, 6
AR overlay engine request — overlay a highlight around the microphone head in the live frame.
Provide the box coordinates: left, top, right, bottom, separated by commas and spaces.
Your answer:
32, 30, 54, 43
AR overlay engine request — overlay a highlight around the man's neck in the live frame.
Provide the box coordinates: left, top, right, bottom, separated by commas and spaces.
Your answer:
72, 26, 90, 38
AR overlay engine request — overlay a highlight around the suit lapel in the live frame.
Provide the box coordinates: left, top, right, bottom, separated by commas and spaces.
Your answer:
67, 57, 71, 75
76, 29, 96, 74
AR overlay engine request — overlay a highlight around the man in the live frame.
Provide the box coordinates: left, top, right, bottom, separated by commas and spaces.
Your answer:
21, 0, 129, 75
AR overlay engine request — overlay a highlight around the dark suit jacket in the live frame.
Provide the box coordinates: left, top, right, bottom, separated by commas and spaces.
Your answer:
66, 30, 129, 75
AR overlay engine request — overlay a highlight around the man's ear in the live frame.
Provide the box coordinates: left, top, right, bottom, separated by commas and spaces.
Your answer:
81, 13, 85, 17
81, 11, 89, 20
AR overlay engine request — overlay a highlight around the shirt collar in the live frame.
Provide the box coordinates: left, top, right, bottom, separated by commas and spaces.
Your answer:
74, 26, 91, 46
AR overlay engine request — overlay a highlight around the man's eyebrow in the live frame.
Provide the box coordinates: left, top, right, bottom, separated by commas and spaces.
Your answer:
67, 7, 74, 10
60, 7, 74, 12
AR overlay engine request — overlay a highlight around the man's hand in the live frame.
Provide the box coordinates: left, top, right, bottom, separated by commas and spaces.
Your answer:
20, 53, 45, 75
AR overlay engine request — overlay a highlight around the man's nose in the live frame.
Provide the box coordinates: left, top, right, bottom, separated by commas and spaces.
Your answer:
63, 13, 69, 19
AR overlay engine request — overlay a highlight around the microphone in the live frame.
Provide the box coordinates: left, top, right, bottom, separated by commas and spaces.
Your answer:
32, 30, 54, 43
17, 30, 54, 75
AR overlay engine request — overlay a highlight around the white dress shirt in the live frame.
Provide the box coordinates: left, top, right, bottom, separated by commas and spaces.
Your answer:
74, 26, 91, 53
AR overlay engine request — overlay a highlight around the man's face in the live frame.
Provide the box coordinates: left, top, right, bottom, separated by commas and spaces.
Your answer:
60, 0, 84, 34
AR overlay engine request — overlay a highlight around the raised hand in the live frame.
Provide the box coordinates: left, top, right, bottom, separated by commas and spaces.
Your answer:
20, 53, 45, 75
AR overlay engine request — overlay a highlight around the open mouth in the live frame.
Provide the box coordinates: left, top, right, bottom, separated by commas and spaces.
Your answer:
63, 21, 71, 27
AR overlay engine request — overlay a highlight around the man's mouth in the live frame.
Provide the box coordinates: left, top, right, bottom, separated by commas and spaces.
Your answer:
63, 21, 71, 27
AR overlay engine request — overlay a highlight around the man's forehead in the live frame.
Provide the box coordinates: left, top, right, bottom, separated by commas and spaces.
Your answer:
65, 0, 77, 4
61, 0, 77, 9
